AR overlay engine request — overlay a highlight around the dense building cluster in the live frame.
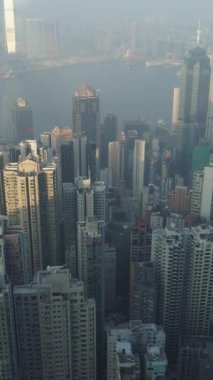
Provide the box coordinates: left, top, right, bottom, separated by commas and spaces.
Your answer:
0, 33, 213, 380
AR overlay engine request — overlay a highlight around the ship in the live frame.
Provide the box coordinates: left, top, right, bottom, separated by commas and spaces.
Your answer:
145, 60, 182, 69
145, 60, 165, 68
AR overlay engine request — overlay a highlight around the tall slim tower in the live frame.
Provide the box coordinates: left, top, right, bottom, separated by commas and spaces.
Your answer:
172, 87, 180, 125
39, 163, 60, 267
100, 114, 117, 169
72, 85, 100, 146
191, 170, 204, 214
3, 0, 16, 54
200, 164, 213, 221
62, 179, 105, 276
92, 181, 106, 221
108, 141, 124, 186
77, 218, 105, 372
133, 139, 145, 200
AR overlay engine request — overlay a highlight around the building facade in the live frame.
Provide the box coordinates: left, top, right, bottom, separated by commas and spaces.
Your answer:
12, 98, 34, 143
72, 85, 100, 146
13, 267, 96, 380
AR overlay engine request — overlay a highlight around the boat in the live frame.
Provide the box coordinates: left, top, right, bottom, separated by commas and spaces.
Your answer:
145, 60, 182, 69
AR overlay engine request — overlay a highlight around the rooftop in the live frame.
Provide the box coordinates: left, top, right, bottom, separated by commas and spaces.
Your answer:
74, 84, 96, 98
16, 98, 27, 108
146, 345, 167, 363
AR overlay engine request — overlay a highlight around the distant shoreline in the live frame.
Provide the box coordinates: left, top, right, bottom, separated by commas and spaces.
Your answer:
0, 55, 180, 79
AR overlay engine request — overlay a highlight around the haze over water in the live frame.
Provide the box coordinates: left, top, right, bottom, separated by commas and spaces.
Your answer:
0, 61, 177, 140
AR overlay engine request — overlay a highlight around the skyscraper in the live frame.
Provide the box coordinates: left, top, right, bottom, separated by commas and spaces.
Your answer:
12, 98, 34, 143
104, 245, 116, 313
168, 186, 191, 215
0, 217, 18, 379
60, 142, 75, 184
92, 181, 106, 221
61, 134, 89, 183
3, 0, 16, 54
182, 225, 213, 337
103, 114, 117, 142
100, 114, 117, 169
77, 219, 105, 375
191, 170, 204, 215
0, 282, 18, 380
39, 163, 60, 267
13, 267, 96, 380
178, 336, 213, 380
205, 117, 213, 149
62, 179, 105, 276
152, 224, 213, 364
72, 85, 100, 146
51, 126, 72, 156
130, 221, 152, 263
178, 47, 211, 128
200, 164, 213, 221
108, 141, 124, 186
152, 227, 185, 362
172, 87, 180, 125
3, 159, 60, 279
0, 152, 6, 215
77, 219, 104, 304
3, 160, 42, 280
130, 261, 156, 323
87, 140, 97, 183
175, 45, 211, 181
133, 139, 145, 201
62, 182, 77, 276
4, 225, 27, 285
40, 131, 51, 149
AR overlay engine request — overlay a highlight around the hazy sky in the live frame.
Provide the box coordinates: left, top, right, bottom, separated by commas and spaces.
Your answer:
14, 0, 213, 23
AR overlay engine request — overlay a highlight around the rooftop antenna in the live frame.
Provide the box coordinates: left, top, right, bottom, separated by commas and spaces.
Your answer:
196, 20, 201, 47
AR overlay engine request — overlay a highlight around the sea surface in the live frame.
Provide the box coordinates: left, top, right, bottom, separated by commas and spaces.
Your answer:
0, 60, 178, 141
